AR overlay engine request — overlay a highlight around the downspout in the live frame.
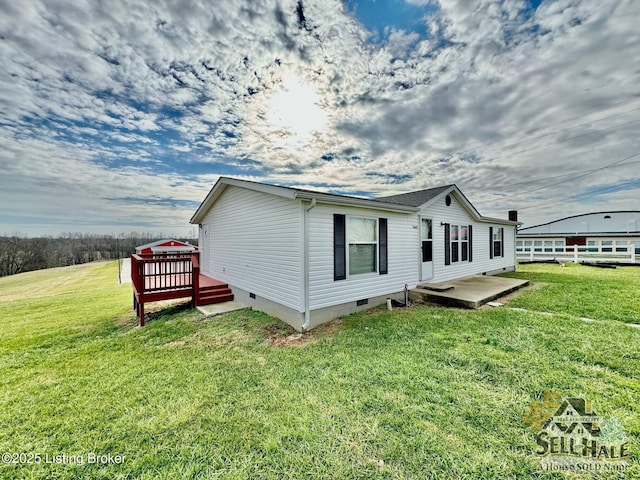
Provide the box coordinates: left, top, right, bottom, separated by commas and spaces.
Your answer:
302, 198, 316, 331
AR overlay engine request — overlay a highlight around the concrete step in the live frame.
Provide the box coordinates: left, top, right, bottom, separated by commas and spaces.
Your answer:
417, 282, 455, 292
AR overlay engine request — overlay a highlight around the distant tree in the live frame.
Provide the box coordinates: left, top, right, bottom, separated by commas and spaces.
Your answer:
0, 233, 198, 277
0, 236, 41, 276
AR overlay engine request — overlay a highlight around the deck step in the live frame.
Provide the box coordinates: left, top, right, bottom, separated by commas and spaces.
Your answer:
197, 282, 234, 305
198, 288, 232, 297
199, 283, 231, 293
197, 292, 235, 305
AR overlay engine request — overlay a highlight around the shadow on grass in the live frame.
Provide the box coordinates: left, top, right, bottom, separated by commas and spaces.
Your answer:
116, 300, 195, 329
143, 300, 193, 323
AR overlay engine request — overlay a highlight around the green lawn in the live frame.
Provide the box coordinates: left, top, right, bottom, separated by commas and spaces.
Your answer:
504, 262, 640, 323
0, 261, 638, 479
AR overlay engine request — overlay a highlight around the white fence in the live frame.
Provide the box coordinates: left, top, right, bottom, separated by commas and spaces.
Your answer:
517, 247, 637, 264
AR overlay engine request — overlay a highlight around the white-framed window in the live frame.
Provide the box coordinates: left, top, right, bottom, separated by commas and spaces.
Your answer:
555, 240, 564, 252
489, 227, 504, 258
451, 225, 459, 262
449, 224, 470, 263
461, 225, 469, 261
347, 216, 378, 275
493, 227, 504, 257
587, 240, 598, 252
601, 240, 613, 253
544, 240, 553, 252
616, 240, 628, 253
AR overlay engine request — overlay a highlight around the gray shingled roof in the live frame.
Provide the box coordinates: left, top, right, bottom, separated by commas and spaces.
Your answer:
375, 185, 453, 207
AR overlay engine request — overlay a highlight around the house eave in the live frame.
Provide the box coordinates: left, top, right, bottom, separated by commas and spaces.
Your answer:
191, 177, 418, 224
190, 177, 516, 224
294, 191, 417, 213
418, 185, 518, 225
481, 216, 521, 226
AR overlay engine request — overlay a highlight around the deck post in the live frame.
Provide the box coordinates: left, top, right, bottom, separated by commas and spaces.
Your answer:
139, 302, 145, 327
191, 252, 200, 308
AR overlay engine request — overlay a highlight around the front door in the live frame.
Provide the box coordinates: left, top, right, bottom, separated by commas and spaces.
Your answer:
420, 217, 433, 281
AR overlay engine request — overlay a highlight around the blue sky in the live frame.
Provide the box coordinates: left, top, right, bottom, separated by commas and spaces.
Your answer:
343, 0, 437, 41
0, 0, 638, 236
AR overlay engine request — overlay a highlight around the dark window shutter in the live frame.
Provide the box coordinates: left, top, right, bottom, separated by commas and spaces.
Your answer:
489, 226, 494, 259
379, 218, 388, 275
500, 227, 504, 257
333, 214, 346, 280
468, 224, 473, 262
444, 223, 451, 266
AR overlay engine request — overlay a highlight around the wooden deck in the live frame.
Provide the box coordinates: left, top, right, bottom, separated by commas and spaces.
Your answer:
142, 273, 228, 291
131, 253, 233, 326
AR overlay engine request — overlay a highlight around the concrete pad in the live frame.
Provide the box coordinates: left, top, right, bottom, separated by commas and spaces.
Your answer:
196, 301, 246, 317
410, 275, 529, 309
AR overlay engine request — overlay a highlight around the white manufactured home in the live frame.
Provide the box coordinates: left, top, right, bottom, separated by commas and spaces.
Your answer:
191, 177, 519, 331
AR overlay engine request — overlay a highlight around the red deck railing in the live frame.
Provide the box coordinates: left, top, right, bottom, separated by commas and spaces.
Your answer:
131, 252, 201, 326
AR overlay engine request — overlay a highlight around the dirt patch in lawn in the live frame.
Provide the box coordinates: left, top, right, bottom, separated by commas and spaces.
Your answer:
263, 323, 309, 347
263, 318, 345, 347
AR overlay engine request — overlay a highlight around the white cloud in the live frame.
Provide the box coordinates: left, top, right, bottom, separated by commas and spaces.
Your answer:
0, 0, 638, 235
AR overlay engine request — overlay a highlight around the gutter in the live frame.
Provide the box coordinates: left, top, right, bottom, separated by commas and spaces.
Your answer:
302, 198, 316, 331
294, 191, 417, 213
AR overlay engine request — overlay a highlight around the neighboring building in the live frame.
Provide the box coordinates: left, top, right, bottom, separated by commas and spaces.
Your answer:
517, 211, 640, 263
135, 239, 198, 255
190, 177, 519, 331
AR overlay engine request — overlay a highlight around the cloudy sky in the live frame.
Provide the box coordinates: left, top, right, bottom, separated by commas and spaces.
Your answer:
1, 0, 638, 236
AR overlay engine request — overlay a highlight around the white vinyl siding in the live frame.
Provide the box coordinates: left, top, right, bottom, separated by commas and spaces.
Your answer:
424, 193, 516, 283
309, 204, 418, 310
198, 186, 303, 311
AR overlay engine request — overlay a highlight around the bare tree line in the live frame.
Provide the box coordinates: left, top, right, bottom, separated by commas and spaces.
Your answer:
0, 233, 198, 277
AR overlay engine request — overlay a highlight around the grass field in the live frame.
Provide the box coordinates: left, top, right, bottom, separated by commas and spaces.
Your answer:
504, 263, 640, 323
0, 261, 638, 479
